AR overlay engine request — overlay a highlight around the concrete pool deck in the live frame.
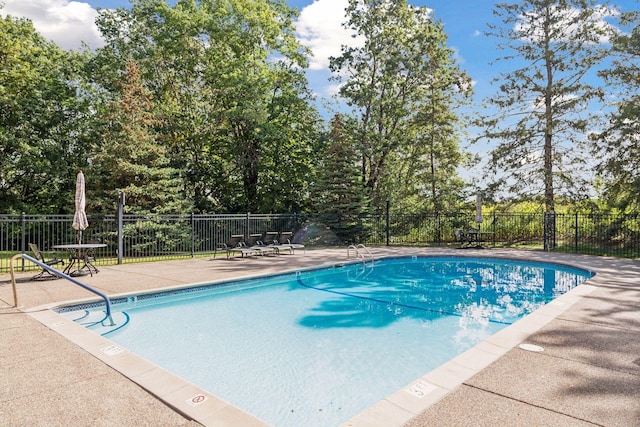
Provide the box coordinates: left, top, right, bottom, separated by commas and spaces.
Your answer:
1, 247, 639, 426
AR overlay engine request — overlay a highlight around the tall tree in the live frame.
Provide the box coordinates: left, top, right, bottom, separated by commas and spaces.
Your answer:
593, 9, 640, 210
477, 0, 618, 212
0, 14, 90, 213
330, 0, 470, 212
91, 59, 190, 214
92, 0, 321, 213
313, 114, 369, 242
395, 69, 472, 214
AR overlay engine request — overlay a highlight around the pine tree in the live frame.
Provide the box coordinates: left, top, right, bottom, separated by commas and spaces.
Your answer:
476, 0, 618, 212
92, 59, 190, 215
330, 0, 470, 211
593, 10, 640, 210
314, 115, 369, 243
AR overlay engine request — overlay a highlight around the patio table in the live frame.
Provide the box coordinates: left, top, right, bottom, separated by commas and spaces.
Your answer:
466, 229, 494, 248
52, 243, 107, 277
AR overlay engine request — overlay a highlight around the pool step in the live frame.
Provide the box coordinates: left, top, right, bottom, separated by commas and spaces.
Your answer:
61, 310, 130, 335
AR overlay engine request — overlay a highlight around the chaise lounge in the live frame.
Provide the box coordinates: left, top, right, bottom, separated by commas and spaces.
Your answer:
216, 235, 246, 259
272, 231, 305, 254
246, 233, 277, 257
220, 234, 278, 259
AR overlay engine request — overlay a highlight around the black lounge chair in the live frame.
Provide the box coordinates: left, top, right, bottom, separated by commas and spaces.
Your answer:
260, 231, 287, 255
273, 231, 305, 254
261, 231, 279, 246
244, 233, 277, 257
216, 235, 245, 259
29, 243, 64, 280
238, 234, 263, 257
222, 234, 269, 258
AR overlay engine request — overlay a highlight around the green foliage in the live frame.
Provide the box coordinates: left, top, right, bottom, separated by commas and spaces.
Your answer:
123, 217, 192, 256
0, 15, 91, 213
592, 10, 640, 211
477, 0, 619, 212
4, 0, 639, 218
330, 0, 471, 213
92, 0, 321, 214
91, 59, 191, 215
313, 115, 370, 243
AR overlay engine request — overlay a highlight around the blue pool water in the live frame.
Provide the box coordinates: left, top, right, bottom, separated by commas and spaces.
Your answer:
59, 256, 593, 427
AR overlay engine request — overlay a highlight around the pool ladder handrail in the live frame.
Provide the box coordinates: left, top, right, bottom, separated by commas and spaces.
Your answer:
9, 253, 115, 326
347, 244, 374, 266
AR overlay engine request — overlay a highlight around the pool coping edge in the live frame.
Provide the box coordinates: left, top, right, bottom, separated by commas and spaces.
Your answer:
25, 254, 598, 427
339, 281, 598, 426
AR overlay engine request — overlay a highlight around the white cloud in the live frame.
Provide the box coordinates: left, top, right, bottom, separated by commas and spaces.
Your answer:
0, 0, 104, 51
516, 4, 620, 45
450, 45, 465, 64
295, 0, 363, 70
324, 82, 343, 97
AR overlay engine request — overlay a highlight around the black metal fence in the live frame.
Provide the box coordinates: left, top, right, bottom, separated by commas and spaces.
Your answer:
2, 211, 639, 273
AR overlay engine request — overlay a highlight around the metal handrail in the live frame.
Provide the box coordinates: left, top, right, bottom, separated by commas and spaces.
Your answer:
355, 244, 374, 264
9, 254, 114, 325
347, 244, 374, 265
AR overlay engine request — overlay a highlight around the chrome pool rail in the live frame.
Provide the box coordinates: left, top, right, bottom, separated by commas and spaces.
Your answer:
9, 253, 114, 326
347, 243, 374, 266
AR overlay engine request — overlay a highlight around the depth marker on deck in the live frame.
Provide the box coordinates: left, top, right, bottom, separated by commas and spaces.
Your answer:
101, 345, 124, 356
407, 380, 437, 398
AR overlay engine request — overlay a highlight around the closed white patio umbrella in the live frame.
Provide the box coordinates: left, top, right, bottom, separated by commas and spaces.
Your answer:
72, 170, 89, 244
475, 192, 483, 225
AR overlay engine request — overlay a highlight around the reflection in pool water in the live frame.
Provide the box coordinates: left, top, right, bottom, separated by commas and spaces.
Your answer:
59, 256, 593, 427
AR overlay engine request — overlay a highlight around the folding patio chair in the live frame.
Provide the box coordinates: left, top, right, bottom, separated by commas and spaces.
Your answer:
29, 243, 64, 280
453, 229, 472, 248
83, 238, 102, 276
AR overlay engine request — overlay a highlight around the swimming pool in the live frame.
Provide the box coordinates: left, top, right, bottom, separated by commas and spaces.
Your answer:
56, 256, 593, 427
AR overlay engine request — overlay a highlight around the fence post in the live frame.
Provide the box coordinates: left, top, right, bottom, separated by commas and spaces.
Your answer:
574, 212, 579, 253
386, 200, 390, 246
21, 212, 26, 271
492, 211, 497, 246
246, 212, 250, 239
191, 213, 195, 258
117, 192, 125, 265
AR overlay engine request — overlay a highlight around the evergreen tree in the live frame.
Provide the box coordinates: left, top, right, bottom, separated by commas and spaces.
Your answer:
593, 9, 640, 210
476, 0, 619, 212
91, 59, 190, 215
396, 70, 472, 214
314, 115, 369, 243
93, 0, 320, 214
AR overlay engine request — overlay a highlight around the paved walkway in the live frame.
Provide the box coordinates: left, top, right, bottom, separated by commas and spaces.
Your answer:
1, 248, 639, 426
